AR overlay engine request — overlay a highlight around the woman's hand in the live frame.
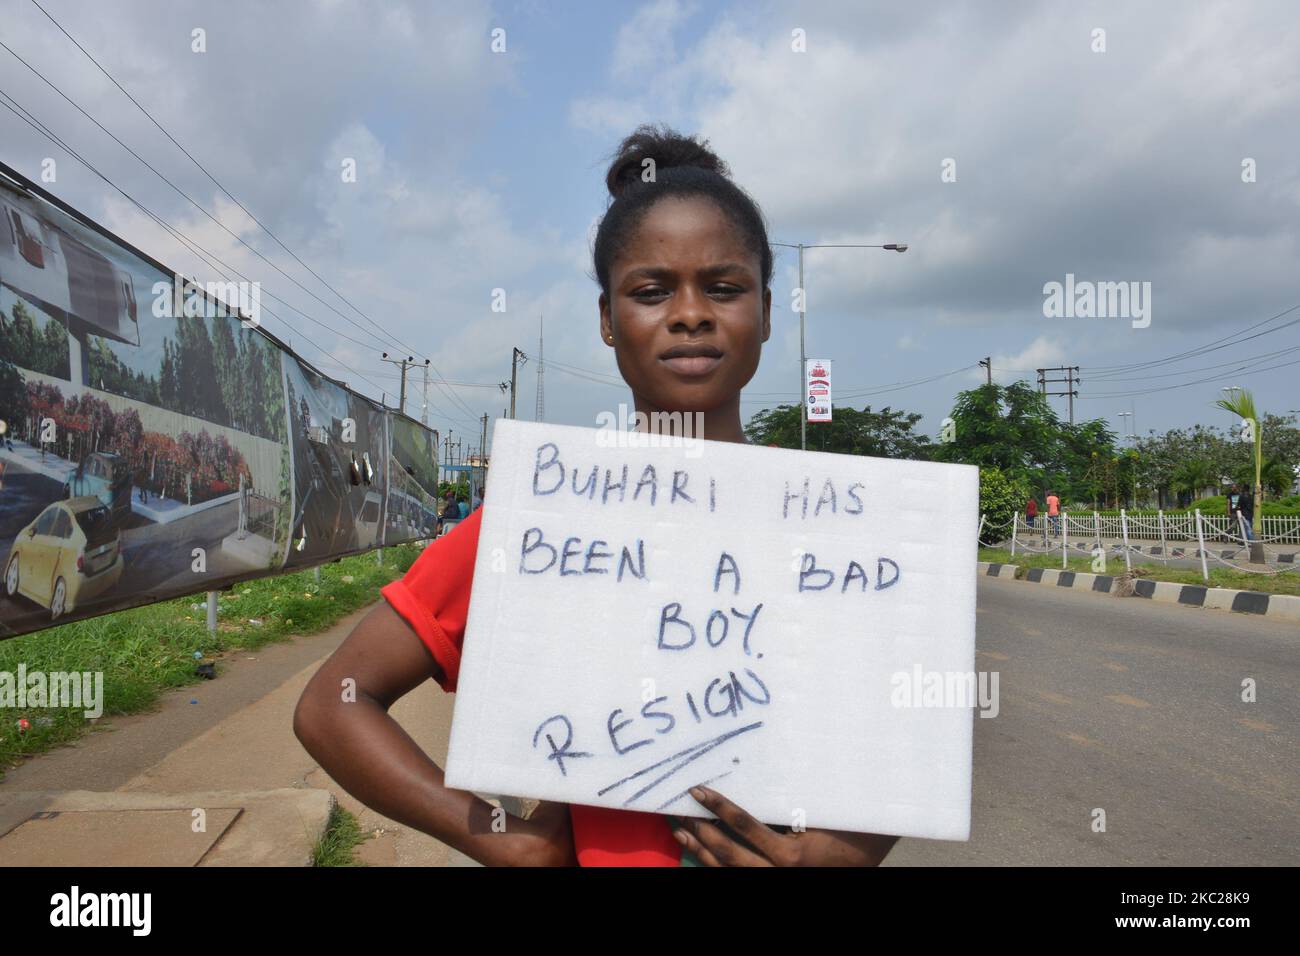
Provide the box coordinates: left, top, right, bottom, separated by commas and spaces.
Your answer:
671, 786, 898, 867
504, 799, 577, 866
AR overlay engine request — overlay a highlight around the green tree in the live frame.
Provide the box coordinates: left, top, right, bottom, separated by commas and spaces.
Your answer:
1172, 458, 1214, 503
0, 299, 70, 378
159, 339, 180, 409
0, 355, 31, 436
211, 316, 240, 428
978, 466, 1030, 543
933, 381, 1118, 504
1238, 456, 1295, 499
743, 403, 933, 459
172, 315, 221, 422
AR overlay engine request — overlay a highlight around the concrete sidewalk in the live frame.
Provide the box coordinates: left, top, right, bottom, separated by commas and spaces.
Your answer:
0, 603, 481, 866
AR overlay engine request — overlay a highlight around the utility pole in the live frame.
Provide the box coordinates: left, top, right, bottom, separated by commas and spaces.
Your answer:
421, 362, 430, 425
798, 243, 806, 450
1037, 365, 1080, 424
535, 316, 545, 422
478, 412, 488, 505
979, 357, 992, 386
381, 353, 428, 416
501, 347, 526, 420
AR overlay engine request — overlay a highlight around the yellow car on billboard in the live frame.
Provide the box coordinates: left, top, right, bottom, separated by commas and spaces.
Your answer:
4, 497, 125, 620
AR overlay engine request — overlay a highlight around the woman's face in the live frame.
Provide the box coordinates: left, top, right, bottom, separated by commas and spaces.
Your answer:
600, 196, 771, 417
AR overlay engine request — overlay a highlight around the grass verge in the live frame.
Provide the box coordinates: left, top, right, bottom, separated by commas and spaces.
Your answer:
978, 547, 1300, 597
313, 804, 370, 867
0, 545, 422, 776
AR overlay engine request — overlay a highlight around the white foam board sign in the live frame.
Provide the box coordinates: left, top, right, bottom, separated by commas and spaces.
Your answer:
444, 419, 978, 839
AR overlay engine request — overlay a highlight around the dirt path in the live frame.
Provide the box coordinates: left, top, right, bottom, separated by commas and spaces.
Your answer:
0, 603, 476, 865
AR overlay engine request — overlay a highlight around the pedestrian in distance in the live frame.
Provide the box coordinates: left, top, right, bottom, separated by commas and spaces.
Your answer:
1237, 484, 1256, 542
1226, 484, 1242, 543
293, 124, 900, 868
1026, 496, 1038, 528
439, 490, 459, 520
1046, 489, 1060, 536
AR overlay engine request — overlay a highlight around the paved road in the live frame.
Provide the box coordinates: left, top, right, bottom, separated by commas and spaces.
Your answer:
887, 576, 1298, 865
4, 575, 1294, 866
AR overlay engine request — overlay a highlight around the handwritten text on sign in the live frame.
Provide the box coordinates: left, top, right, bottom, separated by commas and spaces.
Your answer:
445, 420, 978, 839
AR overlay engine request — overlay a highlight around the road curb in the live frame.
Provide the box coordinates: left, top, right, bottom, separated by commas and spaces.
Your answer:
977, 561, 1299, 623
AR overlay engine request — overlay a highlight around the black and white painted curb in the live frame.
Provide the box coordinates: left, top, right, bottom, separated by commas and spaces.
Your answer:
978, 561, 1300, 623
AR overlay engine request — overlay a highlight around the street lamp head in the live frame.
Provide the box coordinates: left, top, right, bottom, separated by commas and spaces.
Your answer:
382, 352, 389, 359
884, 243, 908, 253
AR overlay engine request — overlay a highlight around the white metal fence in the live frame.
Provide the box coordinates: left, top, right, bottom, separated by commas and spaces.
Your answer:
1014, 512, 1300, 545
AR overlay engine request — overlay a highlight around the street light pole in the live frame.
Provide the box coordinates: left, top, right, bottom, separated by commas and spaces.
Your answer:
771, 240, 908, 450
798, 243, 806, 451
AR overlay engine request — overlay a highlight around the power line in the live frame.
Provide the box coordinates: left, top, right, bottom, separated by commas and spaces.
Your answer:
0, 95, 393, 397
0, 88, 402, 360
1080, 343, 1300, 383
1078, 353, 1300, 399
1082, 302, 1300, 376
0, 36, 415, 359
535, 316, 545, 422
3, 18, 482, 425
26, 0, 417, 358
311, 363, 502, 388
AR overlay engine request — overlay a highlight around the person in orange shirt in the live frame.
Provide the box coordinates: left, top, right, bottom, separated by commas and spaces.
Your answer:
293, 125, 899, 867
1046, 490, 1061, 535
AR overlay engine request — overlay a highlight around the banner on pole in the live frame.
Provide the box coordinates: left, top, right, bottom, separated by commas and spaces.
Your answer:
806, 358, 832, 423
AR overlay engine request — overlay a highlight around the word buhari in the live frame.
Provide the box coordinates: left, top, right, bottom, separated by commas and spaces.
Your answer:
1042, 273, 1151, 329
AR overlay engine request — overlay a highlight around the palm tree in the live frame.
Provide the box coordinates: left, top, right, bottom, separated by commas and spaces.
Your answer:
1259, 456, 1294, 499
1173, 458, 1213, 503
1214, 390, 1262, 534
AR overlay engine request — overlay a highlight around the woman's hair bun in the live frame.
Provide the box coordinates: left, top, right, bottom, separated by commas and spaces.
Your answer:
605, 123, 730, 199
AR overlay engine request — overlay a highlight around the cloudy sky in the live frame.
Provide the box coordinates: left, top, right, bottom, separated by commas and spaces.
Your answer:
2, 0, 1297, 452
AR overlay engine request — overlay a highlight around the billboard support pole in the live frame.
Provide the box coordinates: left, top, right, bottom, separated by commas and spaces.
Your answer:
206, 591, 218, 635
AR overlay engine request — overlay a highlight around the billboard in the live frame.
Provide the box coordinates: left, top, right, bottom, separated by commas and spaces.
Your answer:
806, 358, 832, 423
0, 163, 438, 640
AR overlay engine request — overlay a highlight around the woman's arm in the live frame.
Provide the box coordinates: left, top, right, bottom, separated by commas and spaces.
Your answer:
292, 601, 576, 866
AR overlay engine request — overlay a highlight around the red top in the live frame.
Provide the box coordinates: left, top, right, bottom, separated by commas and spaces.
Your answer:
381, 507, 683, 866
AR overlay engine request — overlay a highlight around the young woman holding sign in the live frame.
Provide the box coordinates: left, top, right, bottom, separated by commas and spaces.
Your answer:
294, 125, 899, 867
